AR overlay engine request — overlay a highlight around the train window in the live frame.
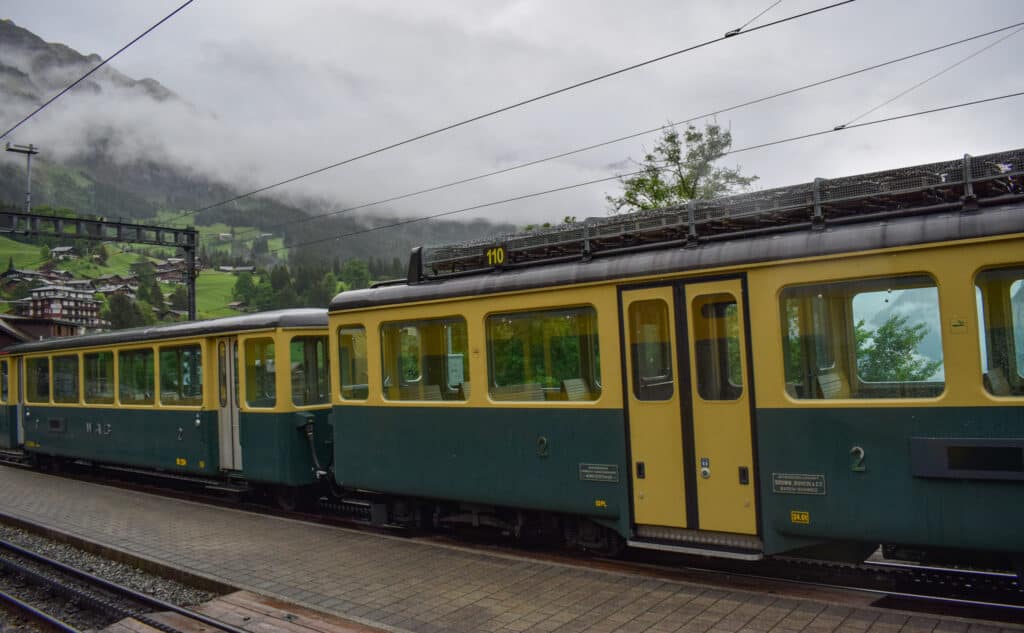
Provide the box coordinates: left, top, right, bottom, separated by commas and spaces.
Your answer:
26, 357, 50, 403
0, 359, 7, 403
628, 299, 674, 401
780, 275, 944, 399
84, 351, 115, 404
291, 336, 329, 406
975, 266, 1024, 396
244, 338, 276, 408
486, 307, 601, 402
52, 354, 80, 404
381, 317, 468, 401
218, 342, 227, 408
159, 344, 203, 406
691, 294, 743, 401
337, 326, 368, 400
119, 348, 155, 405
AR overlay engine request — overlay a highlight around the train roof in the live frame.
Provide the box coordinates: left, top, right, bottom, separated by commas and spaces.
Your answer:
331, 146, 1024, 313
4, 308, 327, 355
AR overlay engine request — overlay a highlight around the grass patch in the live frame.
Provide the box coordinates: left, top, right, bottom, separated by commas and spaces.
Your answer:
0, 236, 47, 269
195, 270, 237, 319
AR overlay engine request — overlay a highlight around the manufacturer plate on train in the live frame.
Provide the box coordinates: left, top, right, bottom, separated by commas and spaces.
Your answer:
579, 463, 619, 483
771, 473, 826, 495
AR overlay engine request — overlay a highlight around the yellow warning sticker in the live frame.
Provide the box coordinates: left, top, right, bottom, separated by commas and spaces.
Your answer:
594, 499, 607, 508
175, 457, 187, 466
790, 510, 810, 524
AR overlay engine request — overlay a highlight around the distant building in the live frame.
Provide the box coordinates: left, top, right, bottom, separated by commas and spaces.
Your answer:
49, 246, 77, 260
12, 285, 104, 328
218, 265, 255, 273
0, 315, 83, 346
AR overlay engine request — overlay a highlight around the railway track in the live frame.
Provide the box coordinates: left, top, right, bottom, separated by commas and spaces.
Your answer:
0, 537, 247, 633
13, 461, 1024, 625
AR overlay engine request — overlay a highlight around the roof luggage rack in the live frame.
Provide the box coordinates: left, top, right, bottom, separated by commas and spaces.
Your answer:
416, 148, 1024, 281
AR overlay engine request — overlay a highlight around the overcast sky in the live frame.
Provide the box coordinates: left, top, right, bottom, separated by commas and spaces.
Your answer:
1, 0, 1022, 227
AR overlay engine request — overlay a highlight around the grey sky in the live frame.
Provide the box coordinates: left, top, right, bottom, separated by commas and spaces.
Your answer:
1, 0, 1022, 226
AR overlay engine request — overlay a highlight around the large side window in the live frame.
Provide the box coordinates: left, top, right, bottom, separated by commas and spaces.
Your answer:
26, 357, 50, 403
381, 318, 468, 401
84, 351, 115, 404
976, 266, 1024, 396
628, 299, 674, 401
337, 326, 368, 400
487, 307, 601, 402
780, 275, 944, 399
245, 338, 276, 407
291, 335, 329, 406
159, 344, 203, 406
53, 354, 80, 404
119, 348, 154, 405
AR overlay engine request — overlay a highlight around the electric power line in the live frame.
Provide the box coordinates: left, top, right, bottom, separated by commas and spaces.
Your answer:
842, 23, 1024, 127
180, 0, 857, 219
0, 0, 196, 141
210, 21, 1024, 249
260, 90, 1023, 257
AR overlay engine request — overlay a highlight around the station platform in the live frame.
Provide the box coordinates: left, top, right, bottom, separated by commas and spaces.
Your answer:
0, 466, 1017, 633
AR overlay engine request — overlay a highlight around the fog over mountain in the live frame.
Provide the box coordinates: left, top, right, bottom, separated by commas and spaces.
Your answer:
0, 18, 514, 261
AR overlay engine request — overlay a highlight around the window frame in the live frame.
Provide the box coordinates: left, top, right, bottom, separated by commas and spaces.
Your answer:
485, 304, 602, 403
974, 265, 1024, 397
117, 346, 156, 407
52, 353, 81, 404
242, 335, 278, 409
336, 325, 368, 402
83, 350, 116, 405
25, 355, 51, 404
289, 334, 330, 408
379, 316, 469, 402
158, 342, 204, 407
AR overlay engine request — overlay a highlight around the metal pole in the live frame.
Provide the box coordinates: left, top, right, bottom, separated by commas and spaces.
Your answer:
25, 149, 32, 214
4, 143, 39, 214
184, 245, 196, 321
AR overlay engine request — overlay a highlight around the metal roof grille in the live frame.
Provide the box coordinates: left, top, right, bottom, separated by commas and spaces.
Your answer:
421, 149, 1024, 278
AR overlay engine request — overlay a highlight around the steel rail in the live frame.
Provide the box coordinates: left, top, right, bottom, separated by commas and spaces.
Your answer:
0, 587, 85, 633
0, 539, 248, 633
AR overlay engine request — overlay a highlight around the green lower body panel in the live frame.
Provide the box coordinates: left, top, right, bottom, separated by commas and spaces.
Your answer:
0, 405, 17, 450
756, 406, 1024, 555
239, 410, 332, 487
22, 406, 219, 475
332, 405, 630, 536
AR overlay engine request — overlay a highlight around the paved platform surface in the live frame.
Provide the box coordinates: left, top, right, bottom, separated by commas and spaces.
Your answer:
0, 466, 1018, 633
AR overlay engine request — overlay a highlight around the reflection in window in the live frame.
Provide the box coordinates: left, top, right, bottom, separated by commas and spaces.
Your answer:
245, 338, 276, 407
26, 357, 49, 403
381, 318, 468, 401
52, 355, 79, 404
84, 352, 114, 404
160, 344, 203, 405
976, 267, 1024, 396
691, 294, 742, 401
119, 349, 154, 405
780, 275, 944, 399
291, 336, 329, 406
338, 326, 368, 400
486, 307, 600, 402
628, 299, 674, 401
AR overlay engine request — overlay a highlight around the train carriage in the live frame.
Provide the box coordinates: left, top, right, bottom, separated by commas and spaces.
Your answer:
1, 309, 332, 499
327, 148, 1024, 563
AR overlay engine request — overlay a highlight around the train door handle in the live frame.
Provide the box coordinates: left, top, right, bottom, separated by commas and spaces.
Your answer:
635, 461, 645, 479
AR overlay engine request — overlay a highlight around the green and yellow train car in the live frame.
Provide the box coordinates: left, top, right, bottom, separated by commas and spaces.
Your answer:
328, 149, 1024, 563
1, 309, 332, 496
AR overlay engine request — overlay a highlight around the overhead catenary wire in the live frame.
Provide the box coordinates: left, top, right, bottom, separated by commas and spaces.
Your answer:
0, 0, 195, 141
256, 90, 1024, 258
211, 21, 1024, 248
840, 23, 1024, 128
727, 0, 784, 36
180, 0, 857, 219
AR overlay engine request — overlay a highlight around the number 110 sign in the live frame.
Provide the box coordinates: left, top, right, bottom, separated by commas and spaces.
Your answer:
485, 244, 507, 269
